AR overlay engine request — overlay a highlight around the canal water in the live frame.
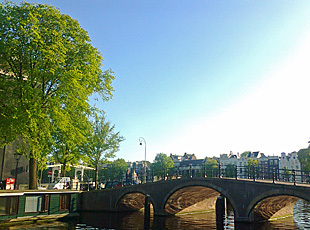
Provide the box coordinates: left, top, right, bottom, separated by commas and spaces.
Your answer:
1, 199, 309, 229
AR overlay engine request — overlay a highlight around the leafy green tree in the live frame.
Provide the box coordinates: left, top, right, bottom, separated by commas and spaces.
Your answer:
247, 158, 259, 166
50, 106, 93, 177
282, 167, 292, 181
82, 112, 125, 187
0, 2, 114, 189
151, 153, 174, 178
100, 159, 128, 182
110, 159, 128, 181
204, 157, 218, 177
298, 147, 310, 171
225, 164, 236, 178
246, 158, 259, 178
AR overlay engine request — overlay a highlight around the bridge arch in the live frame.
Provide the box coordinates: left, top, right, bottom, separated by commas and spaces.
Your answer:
246, 189, 310, 222
116, 190, 155, 212
160, 180, 238, 216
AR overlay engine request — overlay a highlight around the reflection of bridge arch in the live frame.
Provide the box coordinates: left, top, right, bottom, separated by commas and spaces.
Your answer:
246, 190, 310, 222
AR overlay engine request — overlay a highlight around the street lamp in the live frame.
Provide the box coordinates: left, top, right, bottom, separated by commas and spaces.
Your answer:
139, 137, 147, 183
14, 152, 22, 190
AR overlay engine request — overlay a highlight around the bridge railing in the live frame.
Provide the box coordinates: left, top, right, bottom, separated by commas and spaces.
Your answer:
145, 165, 310, 186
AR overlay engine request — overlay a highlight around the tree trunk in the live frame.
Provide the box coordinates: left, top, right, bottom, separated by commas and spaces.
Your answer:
0, 145, 6, 182
95, 165, 98, 189
61, 152, 68, 177
61, 160, 66, 177
29, 157, 37, 189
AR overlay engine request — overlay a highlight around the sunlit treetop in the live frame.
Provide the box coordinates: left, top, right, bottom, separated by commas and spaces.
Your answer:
0, 1, 114, 104
0, 1, 116, 188
0, 1, 115, 144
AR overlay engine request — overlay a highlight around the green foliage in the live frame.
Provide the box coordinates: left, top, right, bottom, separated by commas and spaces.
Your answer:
151, 153, 174, 178
110, 158, 128, 181
246, 158, 259, 166
245, 158, 259, 178
0, 2, 115, 188
100, 159, 128, 182
282, 167, 292, 181
50, 107, 92, 176
225, 164, 236, 178
297, 147, 310, 171
205, 157, 218, 165
204, 157, 218, 177
82, 111, 125, 186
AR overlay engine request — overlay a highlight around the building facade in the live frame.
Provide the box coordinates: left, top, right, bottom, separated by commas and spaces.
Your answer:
0, 141, 29, 189
279, 152, 301, 171
170, 153, 204, 177
218, 151, 302, 181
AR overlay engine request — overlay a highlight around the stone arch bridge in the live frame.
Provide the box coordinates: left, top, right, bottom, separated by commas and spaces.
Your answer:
79, 178, 310, 222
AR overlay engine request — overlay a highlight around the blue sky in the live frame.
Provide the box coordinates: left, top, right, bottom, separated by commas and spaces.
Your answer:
7, 1, 310, 162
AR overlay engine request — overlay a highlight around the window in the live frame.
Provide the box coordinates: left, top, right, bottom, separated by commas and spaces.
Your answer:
0, 196, 18, 216
25, 195, 49, 213
59, 194, 70, 211
25, 196, 43, 213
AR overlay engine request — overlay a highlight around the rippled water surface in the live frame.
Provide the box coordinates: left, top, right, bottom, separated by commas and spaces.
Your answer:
76, 200, 310, 230
1, 199, 309, 229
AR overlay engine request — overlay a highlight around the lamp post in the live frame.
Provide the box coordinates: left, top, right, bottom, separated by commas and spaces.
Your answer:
139, 137, 146, 183
14, 152, 22, 190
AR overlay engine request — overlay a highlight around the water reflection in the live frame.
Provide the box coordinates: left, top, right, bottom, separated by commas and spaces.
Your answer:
160, 212, 216, 230
0, 221, 76, 230
294, 199, 310, 229
78, 199, 310, 230
79, 211, 146, 229
1, 199, 309, 229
